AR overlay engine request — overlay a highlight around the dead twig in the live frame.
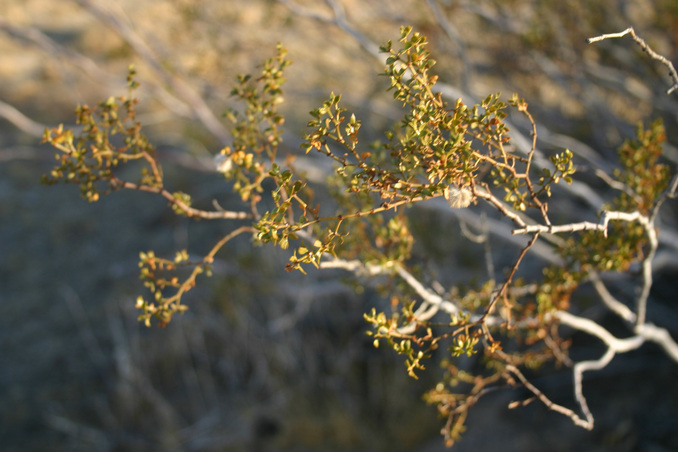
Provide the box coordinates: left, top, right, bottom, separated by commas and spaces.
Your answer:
587, 27, 678, 95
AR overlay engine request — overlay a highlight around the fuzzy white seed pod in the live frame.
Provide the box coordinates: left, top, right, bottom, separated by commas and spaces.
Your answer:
214, 153, 234, 174
444, 184, 473, 209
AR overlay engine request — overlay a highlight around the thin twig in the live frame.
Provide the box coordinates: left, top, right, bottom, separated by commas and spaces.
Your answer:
587, 27, 678, 95
506, 364, 593, 430
480, 233, 539, 324
115, 179, 252, 220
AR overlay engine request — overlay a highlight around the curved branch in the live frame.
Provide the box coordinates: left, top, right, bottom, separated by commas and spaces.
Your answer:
587, 27, 678, 95
0, 100, 47, 137
116, 179, 251, 220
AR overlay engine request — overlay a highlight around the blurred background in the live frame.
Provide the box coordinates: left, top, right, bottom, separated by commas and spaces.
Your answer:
1, 1, 677, 451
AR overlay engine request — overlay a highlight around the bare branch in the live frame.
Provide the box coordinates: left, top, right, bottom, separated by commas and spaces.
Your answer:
635, 323, 678, 362
587, 27, 678, 95
512, 219, 605, 236
474, 184, 528, 229
594, 168, 644, 204
554, 310, 646, 428
73, 0, 230, 143
636, 220, 657, 328
425, 0, 471, 92
506, 364, 593, 430
481, 233, 539, 324
0, 16, 195, 124
116, 180, 252, 220
555, 311, 645, 353
571, 348, 615, 428
512, 210, 648, 238
0, 100, 48, 137
319, 258, 466, 334
650, 173, 678, 223
276, 0, 381, 59
458, 212, 496, 282
588, 272, 637, 323
0, 16, 112, 81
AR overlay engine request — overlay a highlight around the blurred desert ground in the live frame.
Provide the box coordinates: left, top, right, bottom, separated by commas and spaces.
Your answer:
0, 0, 678, 451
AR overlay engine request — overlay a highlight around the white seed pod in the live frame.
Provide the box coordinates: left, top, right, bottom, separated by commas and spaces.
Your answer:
444, 184, 473, 209
214, 153, 234, 174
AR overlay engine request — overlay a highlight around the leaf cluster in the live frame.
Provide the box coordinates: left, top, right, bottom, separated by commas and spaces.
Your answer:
42, 66, 161, 202
40, 26, 676, 447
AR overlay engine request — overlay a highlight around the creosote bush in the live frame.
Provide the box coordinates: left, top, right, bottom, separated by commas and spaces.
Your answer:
42, 26, 678, 447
